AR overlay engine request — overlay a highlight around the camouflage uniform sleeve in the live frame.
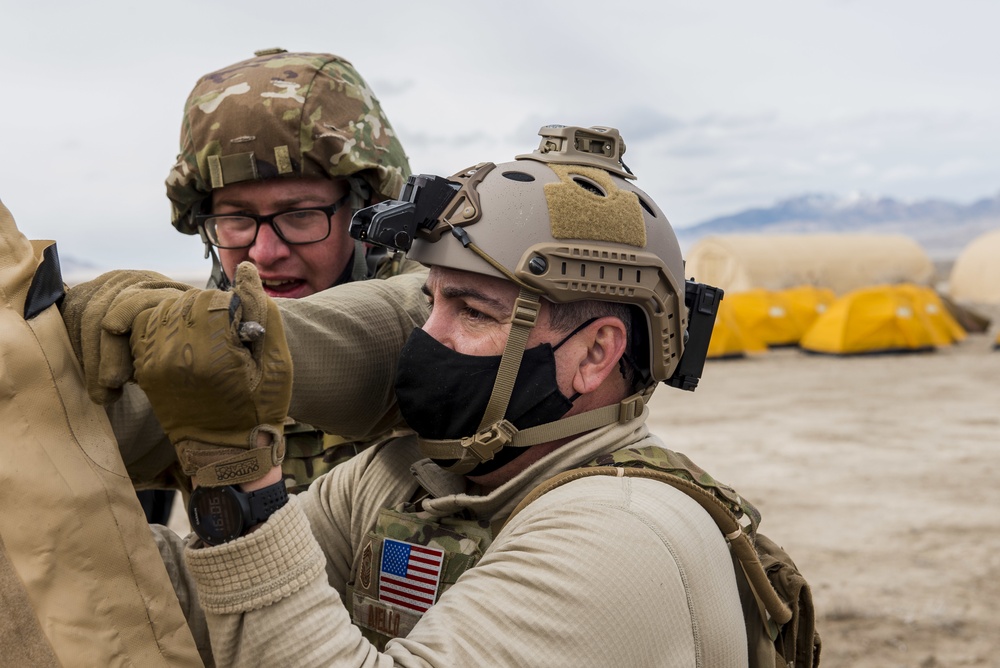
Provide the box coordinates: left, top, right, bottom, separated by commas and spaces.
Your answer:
277, 267, 428, 440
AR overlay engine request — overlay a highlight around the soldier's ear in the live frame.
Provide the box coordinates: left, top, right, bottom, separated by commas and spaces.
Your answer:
570, 317, 628, 396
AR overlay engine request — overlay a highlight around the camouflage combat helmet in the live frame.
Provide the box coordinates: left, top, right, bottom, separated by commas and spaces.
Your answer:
352, 125, 693, 474
166, 48, 411, 235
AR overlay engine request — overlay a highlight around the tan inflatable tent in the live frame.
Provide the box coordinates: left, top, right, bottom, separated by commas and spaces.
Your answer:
948, 228, 1000, 304
685, 234, 936, 295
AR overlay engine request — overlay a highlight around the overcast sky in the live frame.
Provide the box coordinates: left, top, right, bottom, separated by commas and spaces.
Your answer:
3, 0, 998, 278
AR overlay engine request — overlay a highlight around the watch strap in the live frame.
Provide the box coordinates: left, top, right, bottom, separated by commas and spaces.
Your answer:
246, 479, 289, 526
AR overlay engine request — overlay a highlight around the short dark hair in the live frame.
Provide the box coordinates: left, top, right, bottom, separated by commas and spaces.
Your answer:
546, 298, 639, 390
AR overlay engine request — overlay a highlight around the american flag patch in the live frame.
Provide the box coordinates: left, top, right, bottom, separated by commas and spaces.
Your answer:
378, 538, 445, 614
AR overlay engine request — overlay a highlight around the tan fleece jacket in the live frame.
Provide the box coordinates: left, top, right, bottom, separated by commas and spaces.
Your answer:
161, 408, 747, 667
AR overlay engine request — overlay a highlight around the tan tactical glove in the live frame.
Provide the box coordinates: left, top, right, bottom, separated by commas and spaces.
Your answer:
128, 262, 292, 487
60, 270, 195, 405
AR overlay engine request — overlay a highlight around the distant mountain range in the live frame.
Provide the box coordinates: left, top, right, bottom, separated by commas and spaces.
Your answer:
56, 253, 103, 283
676, 191, 1000, 260
53, 191, 1000, 280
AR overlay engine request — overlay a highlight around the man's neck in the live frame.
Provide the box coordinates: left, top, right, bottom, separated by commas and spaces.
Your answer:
464, 439, 568, 494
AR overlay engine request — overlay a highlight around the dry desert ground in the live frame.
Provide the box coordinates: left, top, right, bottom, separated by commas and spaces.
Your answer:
645, 304, 1000, 668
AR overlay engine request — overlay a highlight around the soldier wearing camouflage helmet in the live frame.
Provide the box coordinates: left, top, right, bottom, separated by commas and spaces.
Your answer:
165, 48, 424, 493
128, 125, 755, 665
167, 48, 411, 292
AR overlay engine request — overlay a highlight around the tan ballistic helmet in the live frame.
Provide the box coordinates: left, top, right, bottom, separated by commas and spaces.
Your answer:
407, 125, 688, 384
166, 48, 411, 234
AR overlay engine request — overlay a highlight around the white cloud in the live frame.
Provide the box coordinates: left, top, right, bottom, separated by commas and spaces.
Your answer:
2, 0, 999, 270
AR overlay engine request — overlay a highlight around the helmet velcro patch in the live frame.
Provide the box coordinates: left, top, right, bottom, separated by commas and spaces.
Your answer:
543, 165, 646, 248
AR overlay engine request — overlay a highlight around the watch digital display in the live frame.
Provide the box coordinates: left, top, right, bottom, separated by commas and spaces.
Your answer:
188, 486, 245, 546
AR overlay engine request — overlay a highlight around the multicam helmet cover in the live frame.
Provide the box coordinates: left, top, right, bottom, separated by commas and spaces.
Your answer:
166, 48, 411, 234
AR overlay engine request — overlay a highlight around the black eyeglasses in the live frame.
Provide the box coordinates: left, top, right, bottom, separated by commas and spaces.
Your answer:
195, 192, 350, 249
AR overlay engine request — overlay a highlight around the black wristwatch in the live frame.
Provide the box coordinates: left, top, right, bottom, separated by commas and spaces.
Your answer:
188, 480, 289, 546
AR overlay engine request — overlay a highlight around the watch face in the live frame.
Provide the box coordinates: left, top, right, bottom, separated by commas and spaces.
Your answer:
188, 487, 245, 546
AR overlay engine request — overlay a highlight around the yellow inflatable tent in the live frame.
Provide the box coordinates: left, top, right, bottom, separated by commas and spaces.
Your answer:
707, 297, 768, 359
777, 285, 837, 336
685, 234, 936, 295
800, 284, 948, 355
948, 228, 1000, 304
724, 287, 835, 347
938, 292, 991, 333
724, 289, 800, 346
895, 284, 966, 346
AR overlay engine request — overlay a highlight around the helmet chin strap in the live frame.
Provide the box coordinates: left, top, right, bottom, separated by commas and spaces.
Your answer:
416, 227, 653, 474
417, 283, 652, 475
205, 245, 231, 290
417, 287, 539, 474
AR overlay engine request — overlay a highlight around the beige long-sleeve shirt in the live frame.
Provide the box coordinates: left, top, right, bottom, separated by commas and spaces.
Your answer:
163, 409, 747, 667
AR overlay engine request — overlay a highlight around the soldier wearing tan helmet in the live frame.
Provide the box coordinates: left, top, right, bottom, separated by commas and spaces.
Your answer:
121, 125, 758, 665
164, 48, 424, 493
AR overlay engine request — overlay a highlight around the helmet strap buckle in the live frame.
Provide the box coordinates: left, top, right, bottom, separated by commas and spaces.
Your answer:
511, 296, 539, 327
462, 419, 517, 463
617, 393, 647, 423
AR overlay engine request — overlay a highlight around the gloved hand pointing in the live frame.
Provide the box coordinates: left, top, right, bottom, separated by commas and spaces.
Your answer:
128, 262, 292, 487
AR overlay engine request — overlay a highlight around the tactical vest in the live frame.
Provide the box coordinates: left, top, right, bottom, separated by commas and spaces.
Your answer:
508, 446, 822, 668
345, 501, 493, 649
281, 425, 362, 493
343, 445, 820, 665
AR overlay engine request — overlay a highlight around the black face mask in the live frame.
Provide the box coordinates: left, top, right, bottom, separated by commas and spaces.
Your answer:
395, 324, 589, 474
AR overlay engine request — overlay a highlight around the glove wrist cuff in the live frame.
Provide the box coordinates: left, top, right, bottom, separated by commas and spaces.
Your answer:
185, 426, 286, 487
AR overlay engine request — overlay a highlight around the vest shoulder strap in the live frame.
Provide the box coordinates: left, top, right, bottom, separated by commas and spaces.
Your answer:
506, 456, 821, 668
507, 465, 791, 626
